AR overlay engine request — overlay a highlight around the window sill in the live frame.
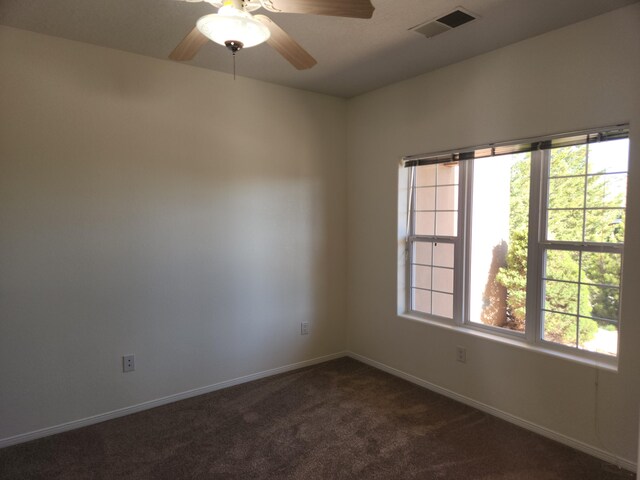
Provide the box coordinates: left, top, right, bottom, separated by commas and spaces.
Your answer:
397, 312, 618, 372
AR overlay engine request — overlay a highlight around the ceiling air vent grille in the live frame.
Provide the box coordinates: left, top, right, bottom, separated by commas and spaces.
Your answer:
410, 8, 477, 39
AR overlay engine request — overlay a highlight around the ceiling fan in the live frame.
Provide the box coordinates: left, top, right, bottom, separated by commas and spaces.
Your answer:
169, 0, 375, 70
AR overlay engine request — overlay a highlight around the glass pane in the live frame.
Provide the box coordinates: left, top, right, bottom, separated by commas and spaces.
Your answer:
436, 185, 458, 211
586, 173, 627, 208
437, 163, 459, 185
413, 241, 433, 266
433, 243, 454, 268
584, 209, 625, 243
580, 252, 621, 286
435, 211, 457, 236
543, 311, 577, 347
415, 186, 436, 211
549, 145, 586, 177
545, 249, 580, 282
415, 212, 435, 236
415, 165, 437, 187
469, 154, 529, 332
544, 280, 579, 315
546, 209, 583, 242
587, 139, 629, 174
579, 284, 619, 321
433, 267, 453, 293
432, 292, 453, 318
580, 319, 618, 356
412, 288, 431, 314
548, 177, 584, 209
412, 265, 432, 290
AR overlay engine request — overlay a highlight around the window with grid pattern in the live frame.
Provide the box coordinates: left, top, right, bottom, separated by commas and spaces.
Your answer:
409, 163, 459, 319
403, 128, 629, 362
541, 141, 627, 356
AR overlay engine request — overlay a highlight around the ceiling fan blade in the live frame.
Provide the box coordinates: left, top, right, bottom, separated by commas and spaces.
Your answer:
169, 27, 209, 61
254, 15, 317, 70
260, 0, 374, 19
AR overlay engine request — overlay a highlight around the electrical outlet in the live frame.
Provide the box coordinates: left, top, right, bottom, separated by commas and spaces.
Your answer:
300, 322, 310, 335
123, 354, 135, 372
456, 346, 466, 363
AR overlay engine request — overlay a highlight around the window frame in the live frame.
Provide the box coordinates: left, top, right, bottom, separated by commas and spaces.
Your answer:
461, 151, 543, 343
536, 148, 626, 360
405, 162, 466, 322
402, 126, 629, 366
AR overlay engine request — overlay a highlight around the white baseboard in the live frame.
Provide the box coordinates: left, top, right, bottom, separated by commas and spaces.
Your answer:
347, 351, 637, 473
2, 349, 636, 474
0, 351, 348, 449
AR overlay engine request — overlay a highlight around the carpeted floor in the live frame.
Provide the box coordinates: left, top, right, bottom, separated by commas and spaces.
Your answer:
0, 357, 634, 479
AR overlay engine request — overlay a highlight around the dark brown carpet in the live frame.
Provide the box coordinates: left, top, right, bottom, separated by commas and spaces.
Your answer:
0, 358, 634, 479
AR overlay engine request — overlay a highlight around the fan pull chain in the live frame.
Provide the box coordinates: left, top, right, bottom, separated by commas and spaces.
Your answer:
223, 40, 243, 81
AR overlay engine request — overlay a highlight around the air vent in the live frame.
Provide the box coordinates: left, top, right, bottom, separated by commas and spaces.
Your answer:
409, 7, 477, 39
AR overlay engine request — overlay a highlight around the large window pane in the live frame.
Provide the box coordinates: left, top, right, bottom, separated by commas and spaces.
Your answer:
469, 153, 530, 332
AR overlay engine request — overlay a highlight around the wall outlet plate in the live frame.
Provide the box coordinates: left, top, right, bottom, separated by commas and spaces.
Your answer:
301, 322, 310, 335
123, 354, 135, 372
456, 346, 466, 363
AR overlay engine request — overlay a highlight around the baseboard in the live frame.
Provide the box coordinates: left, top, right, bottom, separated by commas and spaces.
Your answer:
347, 351, 637, 473
0, 351, 348, 449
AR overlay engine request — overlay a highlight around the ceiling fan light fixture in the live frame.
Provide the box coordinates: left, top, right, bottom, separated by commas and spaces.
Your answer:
196, 6, 270, 49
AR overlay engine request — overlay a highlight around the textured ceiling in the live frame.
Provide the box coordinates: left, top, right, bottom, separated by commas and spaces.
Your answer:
1, 0, 638, 98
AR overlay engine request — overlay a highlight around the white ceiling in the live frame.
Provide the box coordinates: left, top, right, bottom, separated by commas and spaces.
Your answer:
1, 0, 637, 98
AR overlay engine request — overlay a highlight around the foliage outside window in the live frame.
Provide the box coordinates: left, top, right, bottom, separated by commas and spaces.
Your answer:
405, 129, 629, 361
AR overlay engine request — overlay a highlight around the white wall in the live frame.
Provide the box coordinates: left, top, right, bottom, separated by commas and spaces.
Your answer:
0, 26, 347, 442
347, 3, 640, 465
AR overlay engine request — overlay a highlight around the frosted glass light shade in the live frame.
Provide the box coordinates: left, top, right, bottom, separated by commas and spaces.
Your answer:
196, 7, 270, 48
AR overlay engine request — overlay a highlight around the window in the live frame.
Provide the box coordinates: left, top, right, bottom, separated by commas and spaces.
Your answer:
409, 163, 459, 319
403, 126, 629, 362
540, 141, 627, 356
